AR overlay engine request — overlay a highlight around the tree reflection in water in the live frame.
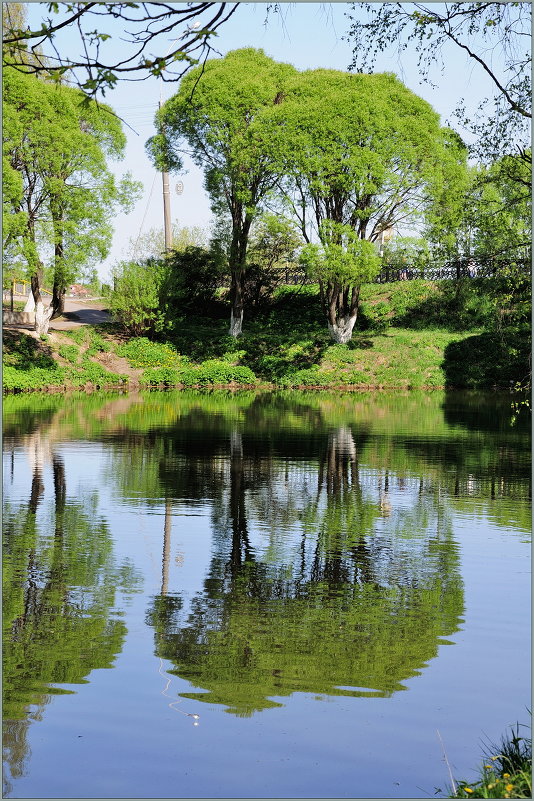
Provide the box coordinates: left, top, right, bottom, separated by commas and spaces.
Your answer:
146, 413, 465, 718
2, 427, 139, 796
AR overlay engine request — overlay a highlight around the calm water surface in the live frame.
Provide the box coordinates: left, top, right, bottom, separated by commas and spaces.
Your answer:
2, 390, 530, 799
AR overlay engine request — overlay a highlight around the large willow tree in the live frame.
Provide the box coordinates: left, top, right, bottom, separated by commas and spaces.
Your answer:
272, 68, 468, 342
147, 48, 297, 337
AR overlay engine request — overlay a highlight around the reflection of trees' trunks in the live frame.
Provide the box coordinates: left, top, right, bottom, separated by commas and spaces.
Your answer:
161, 499, 172, 596
229, 430, 252, 573
318, 426, 360, 498
28, 469, 44, 514
52, 456, 66, 512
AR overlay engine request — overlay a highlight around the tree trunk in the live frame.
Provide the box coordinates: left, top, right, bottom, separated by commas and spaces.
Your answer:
31, 271, 53, 336
50, 283, 65, 319
10, 281, 14, 311
325, 282, 360, 343
228, 214, 252, 338
327, 315, 357, 343
50, 206, 66, 319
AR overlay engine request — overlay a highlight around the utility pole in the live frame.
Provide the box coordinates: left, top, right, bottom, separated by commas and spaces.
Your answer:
159, 99, 173, 253
158, 21, 199, 254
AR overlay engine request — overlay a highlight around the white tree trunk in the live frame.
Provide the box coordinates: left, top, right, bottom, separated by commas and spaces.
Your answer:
229, 308, 243, 338
34, 301, 53, 336
327, 315, 357, 344
24, 292, 35, 312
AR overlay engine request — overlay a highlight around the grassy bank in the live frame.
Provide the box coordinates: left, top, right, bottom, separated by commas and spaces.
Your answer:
3, 280, 530, 393
449, 723, 531, 799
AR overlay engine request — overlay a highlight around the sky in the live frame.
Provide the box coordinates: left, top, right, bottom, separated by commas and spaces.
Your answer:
25, 2, 508, 281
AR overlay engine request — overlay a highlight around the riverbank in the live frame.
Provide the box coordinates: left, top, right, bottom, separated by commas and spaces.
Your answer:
449, 723, 531, 799
3, 280, 530, 394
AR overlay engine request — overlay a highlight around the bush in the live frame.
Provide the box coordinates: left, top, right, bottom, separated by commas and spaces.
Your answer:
182, 360, 258, 386
140, 360, 257, 387
109, 258, 166, 336
162, 245, 227, 314
116, 337, 185, 368
140, 367, 181, 386
3, 364, 67, 391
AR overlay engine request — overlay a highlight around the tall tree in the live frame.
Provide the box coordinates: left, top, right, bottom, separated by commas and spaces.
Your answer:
147, 48, 297, 337
275, 68, 467, 340
3, 67, 140, 333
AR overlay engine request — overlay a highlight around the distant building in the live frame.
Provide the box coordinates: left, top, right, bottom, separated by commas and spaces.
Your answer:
69, 284, 91, 297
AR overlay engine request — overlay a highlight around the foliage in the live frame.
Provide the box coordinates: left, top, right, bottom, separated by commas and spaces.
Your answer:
109, 259, 166, 336
161, 245, 227, 315
345, 3, 531, 162
58, 344, 80, 364
275, 68, 467, 244
142, 360, 258, 387
301, 224, 380, 286
116, 337, 186, 369
3, 3, 240, 98
450, 722, 531, 798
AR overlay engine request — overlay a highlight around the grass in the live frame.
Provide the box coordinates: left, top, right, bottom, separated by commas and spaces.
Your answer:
2, 330, 127, 392
449, 722, 531, 799
2, 280, 530, 393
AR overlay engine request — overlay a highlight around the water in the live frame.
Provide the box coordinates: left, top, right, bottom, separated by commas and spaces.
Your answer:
2, 389, 530, 799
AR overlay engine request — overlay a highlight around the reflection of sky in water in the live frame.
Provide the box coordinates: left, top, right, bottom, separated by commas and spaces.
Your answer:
2, 391, 530, 800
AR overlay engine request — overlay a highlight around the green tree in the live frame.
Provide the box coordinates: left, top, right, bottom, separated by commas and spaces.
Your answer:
300, 222, 381, 342
3, 67, 140, 333
147, 48, 297, 337
274, 67, 466, 339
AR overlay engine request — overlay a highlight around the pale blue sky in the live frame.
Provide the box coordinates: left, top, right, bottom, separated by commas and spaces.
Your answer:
26, 2, 507, 280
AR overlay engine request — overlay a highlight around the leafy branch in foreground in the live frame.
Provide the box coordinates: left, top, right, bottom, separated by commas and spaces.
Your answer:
3, 2, 240, 98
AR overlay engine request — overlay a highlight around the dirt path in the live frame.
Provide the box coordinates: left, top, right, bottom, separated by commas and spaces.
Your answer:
3, 297, 112, 332
49, 299, 111, 330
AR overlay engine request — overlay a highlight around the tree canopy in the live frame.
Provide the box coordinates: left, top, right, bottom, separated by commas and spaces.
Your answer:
344, 2, 531, 164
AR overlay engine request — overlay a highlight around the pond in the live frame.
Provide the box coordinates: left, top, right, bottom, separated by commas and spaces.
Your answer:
2, 389, 531, 799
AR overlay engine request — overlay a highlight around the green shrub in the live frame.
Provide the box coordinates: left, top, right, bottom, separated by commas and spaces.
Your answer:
3, 364, 66, 391
109, 258, 166, 336
116, 337, 184, 368
185, 360, 257, 386
140, 361, 257, 387
140, 367, 180, 386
